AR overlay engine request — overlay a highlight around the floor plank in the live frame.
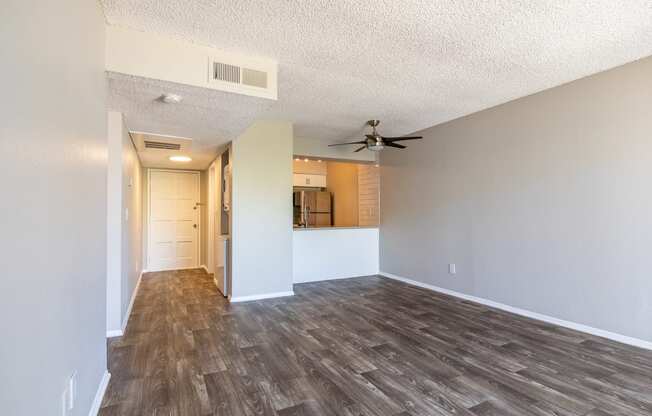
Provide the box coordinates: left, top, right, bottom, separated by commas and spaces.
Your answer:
99, 269, 652, 416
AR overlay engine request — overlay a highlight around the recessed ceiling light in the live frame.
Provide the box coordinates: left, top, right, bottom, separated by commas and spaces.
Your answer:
169, 155, 192, 162
161, 93, 183, 104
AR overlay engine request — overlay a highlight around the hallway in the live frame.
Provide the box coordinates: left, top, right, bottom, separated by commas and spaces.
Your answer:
99, 269, 652, 416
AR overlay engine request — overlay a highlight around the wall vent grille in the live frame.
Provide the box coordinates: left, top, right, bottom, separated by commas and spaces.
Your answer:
144, 140, 181, 150
207, 55, 277, 99
241, 68, 268, 88
213, 62, 241, 84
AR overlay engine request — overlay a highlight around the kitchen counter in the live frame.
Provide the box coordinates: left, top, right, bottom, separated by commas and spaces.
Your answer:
293, 225, 378, 231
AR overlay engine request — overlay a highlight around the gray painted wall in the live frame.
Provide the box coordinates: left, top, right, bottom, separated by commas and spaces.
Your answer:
380, 56, 652, 342
107, 112, 123, 332
120, 119, 143, 322
231, 121, 294, 298
107, 112, 143, 334
0, 0, 109, 414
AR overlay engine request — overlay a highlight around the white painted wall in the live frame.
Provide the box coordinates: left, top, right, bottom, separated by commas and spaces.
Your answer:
380, 56, 652, 343
231, 121, 294, 299
293, 228, 379, 283
0, 0, 109, 414
294, 136, 376, 161
107, 112, 144, 337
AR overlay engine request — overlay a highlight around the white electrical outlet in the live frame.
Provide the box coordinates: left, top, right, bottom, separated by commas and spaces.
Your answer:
449, 263, 456, 275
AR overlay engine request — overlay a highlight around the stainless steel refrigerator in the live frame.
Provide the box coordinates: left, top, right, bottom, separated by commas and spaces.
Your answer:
293, 190, 332, 227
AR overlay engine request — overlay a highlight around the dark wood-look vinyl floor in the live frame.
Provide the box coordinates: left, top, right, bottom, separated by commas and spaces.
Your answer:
99, 269, 652, 416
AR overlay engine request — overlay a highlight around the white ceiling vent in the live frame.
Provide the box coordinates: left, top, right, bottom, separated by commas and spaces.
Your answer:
144, 140, 181, 150
213, 62, 241, 84
211, 61, 268, 89
208, 55, 277, 100
132, 132, 193, 152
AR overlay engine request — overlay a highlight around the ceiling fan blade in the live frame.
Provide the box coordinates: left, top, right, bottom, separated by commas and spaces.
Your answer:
385, 142, 406, 149
354, 145, 367, 152
382, 136, 422, 142
328, 140, 367, 147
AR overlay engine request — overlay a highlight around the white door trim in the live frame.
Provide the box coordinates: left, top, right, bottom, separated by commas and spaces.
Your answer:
147, 168, 201, 271
207, 162, 216, 275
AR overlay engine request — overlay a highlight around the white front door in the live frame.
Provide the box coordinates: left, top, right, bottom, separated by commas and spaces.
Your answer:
149, 170, 200, 271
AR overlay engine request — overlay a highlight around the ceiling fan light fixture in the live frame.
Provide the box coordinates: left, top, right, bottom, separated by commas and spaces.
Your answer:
327, 119, 422, 153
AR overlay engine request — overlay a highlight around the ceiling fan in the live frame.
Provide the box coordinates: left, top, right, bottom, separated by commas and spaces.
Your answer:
328, 120, 422, 152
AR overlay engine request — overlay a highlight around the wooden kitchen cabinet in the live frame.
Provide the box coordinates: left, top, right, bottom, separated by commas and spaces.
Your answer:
293, 173, 327, 188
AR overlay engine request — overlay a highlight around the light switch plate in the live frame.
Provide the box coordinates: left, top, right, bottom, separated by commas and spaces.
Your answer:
449, 263, 456, 275
69, 372, 77, 410
61, 388, 69, 416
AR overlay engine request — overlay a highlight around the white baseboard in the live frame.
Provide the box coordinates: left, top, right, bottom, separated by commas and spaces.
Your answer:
230, 291, 295, 303
106, 329, 123, 338
106, 270, 144, 338
88, 370, 111, 416
379, 271, 652, 351
120, 271, 143, 333
201, 264, 209, 273
294, 272, 378, 284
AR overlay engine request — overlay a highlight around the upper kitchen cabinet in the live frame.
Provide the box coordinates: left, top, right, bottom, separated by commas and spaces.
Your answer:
293, 158, 327, 188
293, 173, 327, 188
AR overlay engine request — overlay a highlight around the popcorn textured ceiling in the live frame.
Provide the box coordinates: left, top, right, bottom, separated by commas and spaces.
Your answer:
102, 0, 652, 146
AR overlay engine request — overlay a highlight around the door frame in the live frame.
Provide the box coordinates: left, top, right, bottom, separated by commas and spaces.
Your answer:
146, 168, 201, 271
206, 158, 224, 276
207, 162, 216, 275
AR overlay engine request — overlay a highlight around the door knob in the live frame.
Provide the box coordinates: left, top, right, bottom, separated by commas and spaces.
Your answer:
193, 224, 197, 228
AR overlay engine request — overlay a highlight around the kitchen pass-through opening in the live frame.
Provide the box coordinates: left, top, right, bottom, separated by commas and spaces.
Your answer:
292, 157, 379, 229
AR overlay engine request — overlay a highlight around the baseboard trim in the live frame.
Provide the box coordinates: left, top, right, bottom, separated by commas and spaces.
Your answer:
230, 291, 295, 303
106, 329, 123, 338
201, 264, 209, 273
88, 370, 111, 416
294, 272, 379, 284
120, 271, 143, 334
379, 271, 652, 351
106, 270, 144, 338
